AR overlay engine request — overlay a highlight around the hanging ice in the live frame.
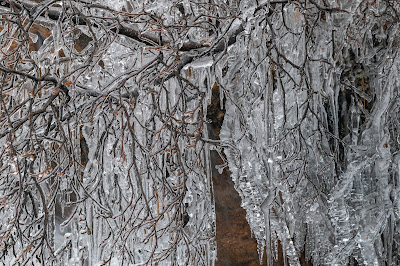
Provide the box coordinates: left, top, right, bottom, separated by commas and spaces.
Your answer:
220, 1, 400, 265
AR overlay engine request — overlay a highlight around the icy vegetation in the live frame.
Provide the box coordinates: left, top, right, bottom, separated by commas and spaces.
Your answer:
0, 0, 399, 265
218, 1, 400, 265
0, 0, 217, 264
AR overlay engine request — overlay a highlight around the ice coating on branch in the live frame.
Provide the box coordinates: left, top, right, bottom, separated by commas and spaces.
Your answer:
0, 0, 218, 265
220, 0, 400, 265
1, 0, 400, 264
65, 42, 217, 264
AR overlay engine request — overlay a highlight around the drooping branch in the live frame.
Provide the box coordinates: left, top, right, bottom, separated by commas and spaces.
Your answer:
2, 0, 211, 51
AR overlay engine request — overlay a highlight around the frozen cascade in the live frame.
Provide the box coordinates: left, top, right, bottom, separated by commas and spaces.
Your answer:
0, 0, 400, 264
220, 0, 400, 265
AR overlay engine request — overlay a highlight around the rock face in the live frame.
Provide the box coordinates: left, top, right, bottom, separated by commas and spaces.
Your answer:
211, 150, 264, 266
207, 85, 265, 265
